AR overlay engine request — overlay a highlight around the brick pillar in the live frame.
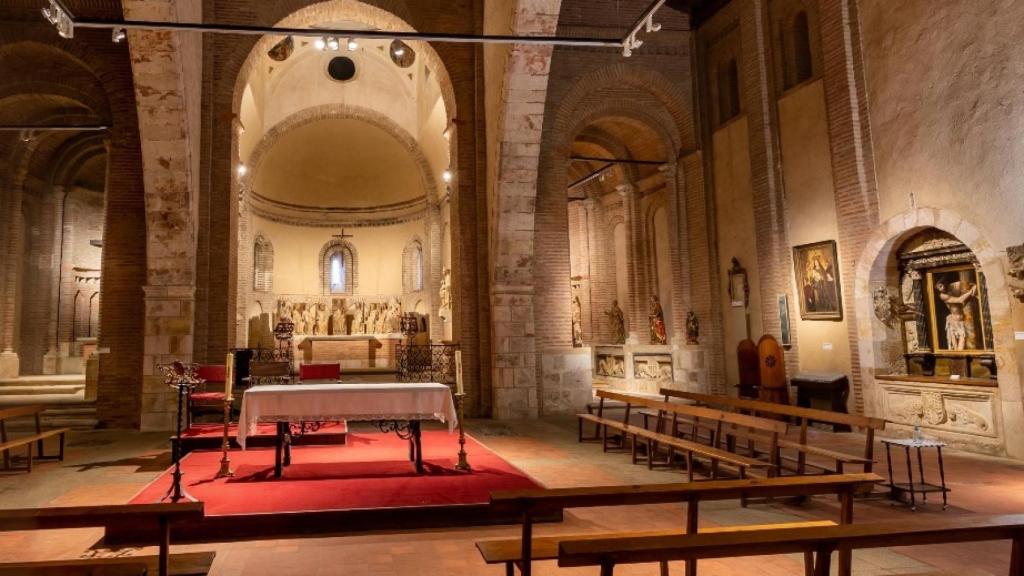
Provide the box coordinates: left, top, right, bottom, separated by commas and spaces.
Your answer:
42, 186, 67, 375
0, 167, 24, 378
618, 184, 645, 343
662, 163, 690, 345
426, 203, 443, 341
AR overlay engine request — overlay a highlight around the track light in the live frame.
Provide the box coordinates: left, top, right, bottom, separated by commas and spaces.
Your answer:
41, 0, 73, 38
347, 38, 359, 51
326, 36, 340, 51
314, 37, 326, 50
111, 28, 126, 43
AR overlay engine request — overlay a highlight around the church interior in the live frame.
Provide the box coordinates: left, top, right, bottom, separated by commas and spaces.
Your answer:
1, 0, 1024, 574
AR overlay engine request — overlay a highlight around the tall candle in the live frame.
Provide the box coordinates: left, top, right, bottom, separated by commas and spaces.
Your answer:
455, 350, 464, 395
225, 352, 234, 401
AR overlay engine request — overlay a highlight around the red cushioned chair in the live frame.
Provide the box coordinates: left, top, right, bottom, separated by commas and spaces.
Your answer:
299, 363, 342, 383
188, 364, 229, 427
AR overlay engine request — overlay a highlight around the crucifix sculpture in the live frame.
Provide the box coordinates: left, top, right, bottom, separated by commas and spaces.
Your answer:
333, 228, 354, 241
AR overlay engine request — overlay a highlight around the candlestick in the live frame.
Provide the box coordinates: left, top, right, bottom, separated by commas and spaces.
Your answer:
216, 351, 234, 478
454, 392, 471, 471
455, 350, 464, 395
224, 352, 234, 401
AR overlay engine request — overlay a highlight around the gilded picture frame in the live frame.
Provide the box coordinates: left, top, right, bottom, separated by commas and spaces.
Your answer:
792, 240, 843, 320
925, 264, 992, 354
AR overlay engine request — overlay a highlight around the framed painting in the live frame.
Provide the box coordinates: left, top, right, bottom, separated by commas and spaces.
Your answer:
792, 240, 843, 320
925, 264, 991, 353
778, 294, 791, 347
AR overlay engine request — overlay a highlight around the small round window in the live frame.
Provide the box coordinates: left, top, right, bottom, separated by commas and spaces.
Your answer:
327, 56, 356, 82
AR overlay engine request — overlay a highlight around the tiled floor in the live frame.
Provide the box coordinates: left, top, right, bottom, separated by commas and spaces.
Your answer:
1, 418, 1022, 575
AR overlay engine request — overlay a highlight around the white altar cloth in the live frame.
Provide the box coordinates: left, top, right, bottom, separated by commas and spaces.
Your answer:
237, 382, 457, 449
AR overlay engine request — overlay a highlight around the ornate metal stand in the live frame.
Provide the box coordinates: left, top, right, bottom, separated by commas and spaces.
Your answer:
215, 396, 233, 478
454, 392, 471, 471
157, 361, 201, 503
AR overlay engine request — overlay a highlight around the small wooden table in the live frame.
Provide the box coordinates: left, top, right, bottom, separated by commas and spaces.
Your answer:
881, 437, 949, 511
791, 372, 850, 431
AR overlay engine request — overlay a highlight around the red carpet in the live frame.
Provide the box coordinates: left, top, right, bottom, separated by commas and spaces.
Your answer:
179, 421, 348, 439
131, 431, 542, 515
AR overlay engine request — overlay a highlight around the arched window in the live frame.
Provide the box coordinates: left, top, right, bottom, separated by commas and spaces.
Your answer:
403, 239, 425, 292
790, 11, 813, 86
718, 57, 741, 124
253, 235, 274, 292
320, 240, 357, 295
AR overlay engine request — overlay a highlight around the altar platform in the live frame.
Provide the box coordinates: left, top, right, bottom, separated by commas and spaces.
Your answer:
176, 421, 349, 454
114, 430, 546, 543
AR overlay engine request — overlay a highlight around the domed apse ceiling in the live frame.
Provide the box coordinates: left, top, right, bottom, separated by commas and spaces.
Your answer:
253, 117, 425, 212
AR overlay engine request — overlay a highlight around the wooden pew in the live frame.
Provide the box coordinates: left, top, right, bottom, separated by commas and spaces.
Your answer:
478, 473, 881, 576
558, 514, 1024, 576
578, 390, 785, 481
661, 389, 885, 475
0, 502, 210, 576
0, 405, 70, 472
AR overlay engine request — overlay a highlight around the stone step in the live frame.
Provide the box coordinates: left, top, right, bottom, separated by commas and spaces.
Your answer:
1, 403, 98, 430
0, 384, 84, 396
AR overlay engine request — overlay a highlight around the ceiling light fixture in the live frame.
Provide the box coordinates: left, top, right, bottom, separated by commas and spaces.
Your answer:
111, 27, 125, 43
314, 36, 326, 50
347, 38, 359, 51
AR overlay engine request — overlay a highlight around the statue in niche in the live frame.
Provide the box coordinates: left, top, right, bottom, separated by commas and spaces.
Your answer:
686, 311, 699, 345
439, 268, 452, 320
293, 304, 307, 334
330, 300, 346, 335
605, 300, 626, 345
315, 303, 329, 335
571, 296, 584, 348
649, 295, 667, 345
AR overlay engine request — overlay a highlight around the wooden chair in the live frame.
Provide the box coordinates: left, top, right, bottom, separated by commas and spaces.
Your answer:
558, 513, 1024, 576
0, 405, 69, 473
299, 363, 342, 383
477, 473, 880, 576
187, 365, 228, 427
757, 334, 789, 406
0, 502, 212, 576
736, 339, 761, 399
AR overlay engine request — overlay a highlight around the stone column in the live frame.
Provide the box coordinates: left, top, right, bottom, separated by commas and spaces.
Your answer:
141, 285, 195, 430
618, 184, 644, 343
661, 164, 690, 345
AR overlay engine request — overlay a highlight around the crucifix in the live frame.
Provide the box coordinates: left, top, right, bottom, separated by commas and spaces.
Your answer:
333, 228, 354, 241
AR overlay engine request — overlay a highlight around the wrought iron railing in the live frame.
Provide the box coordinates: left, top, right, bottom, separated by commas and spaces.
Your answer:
396, 343, 457, 384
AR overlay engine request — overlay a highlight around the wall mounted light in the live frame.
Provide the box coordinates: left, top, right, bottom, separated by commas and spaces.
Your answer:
347, 38, 359, 51
326, 36, 340, 51
442, 169, 453, 183
237, 164, 248, 176
314, 37, 326, 50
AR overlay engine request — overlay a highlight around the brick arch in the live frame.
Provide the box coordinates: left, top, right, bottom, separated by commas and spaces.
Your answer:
245, 103, 440, 211
854, 208, 1024, 458
0, 40, 113, 122
46, 133, 108, 187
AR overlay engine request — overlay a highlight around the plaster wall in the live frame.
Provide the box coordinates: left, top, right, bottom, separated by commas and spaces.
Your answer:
712, 116, 763, 386
778, 80, 851, 375
251, 214, 426, 297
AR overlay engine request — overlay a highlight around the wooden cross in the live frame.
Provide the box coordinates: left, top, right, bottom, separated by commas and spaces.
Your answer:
333, 228, 354, 241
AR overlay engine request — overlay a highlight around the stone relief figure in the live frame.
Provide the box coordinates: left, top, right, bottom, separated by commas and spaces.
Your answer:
303, 305, 316, 336
314, 303, 329, 335
1008, 243, 1024, 303
649, 295, 667, 345
353, 302, 366, 334
439, 268, 452, 320
597, 355, 625, 378
686, 311, 699, 345
330, 301, 346, 335
571, 296, 583, 348
605, 300, 626, 345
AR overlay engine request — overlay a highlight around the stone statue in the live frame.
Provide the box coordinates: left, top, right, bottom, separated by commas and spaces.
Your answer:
303, 305, 316, 336
330, 301, 346, 335
353, 302, 366, 334
439, 268, 452, 320
293, 304, 307, 334
315, 303, 329, 335
649, 295, 667, 345
605, 300, 626, 345
686, 311, 699, 345
571, 296, 583, 348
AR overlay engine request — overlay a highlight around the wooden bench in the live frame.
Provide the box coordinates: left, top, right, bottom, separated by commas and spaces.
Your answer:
661, 389, 885, 475
558, 513, 1024, 576
0, 552, 216, 576
0, 404, 70, 472
478, 472, 881, 576
579, 390, 785, 481
0, 502, 210, 576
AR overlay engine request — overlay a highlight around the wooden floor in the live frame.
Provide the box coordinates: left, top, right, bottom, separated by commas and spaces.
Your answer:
1, 417, 1023, 575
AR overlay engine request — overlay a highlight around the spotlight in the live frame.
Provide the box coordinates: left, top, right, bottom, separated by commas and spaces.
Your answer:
111, 28, 126, 43
326, 36, 340, 51
394, 47, 405, 57
347, 38, 359, 51
442, 169, 453, 183
314, 37, 326, 51
41, 0, 73, 38
41, 6, 57, 24
237, 164, 248, 176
